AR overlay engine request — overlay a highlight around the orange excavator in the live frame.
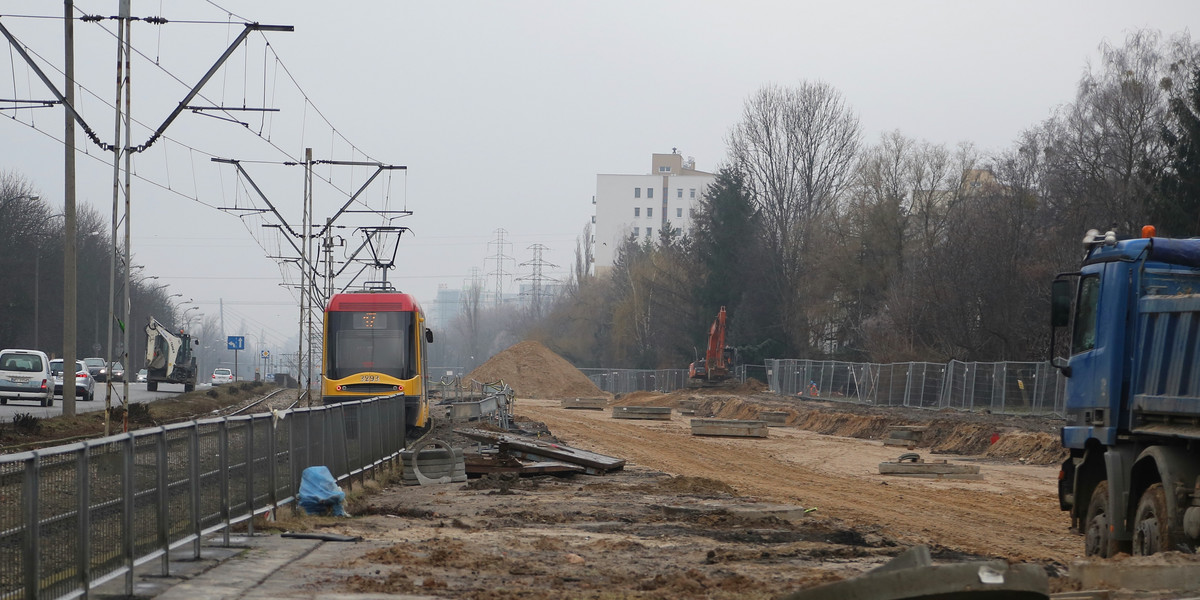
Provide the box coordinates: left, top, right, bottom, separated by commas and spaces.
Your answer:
689, 306, 736, 384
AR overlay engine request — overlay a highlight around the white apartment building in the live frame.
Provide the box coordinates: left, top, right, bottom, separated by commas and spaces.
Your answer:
593, 152, 715, 274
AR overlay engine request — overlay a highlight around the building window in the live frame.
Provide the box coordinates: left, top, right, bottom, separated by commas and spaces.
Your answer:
689, 188, 696, 198
676, 208, 683, 218
635, 187, 641, 198
634, 207, 640, 217
591, 215, 596, 223
689, 208, 696, 218
647, 207, 653, 218
659, 166, 671, 173
646, 227, 653, 237
677, 188, 683, 198
633, 227, 640, 238
648, 187, 654, 198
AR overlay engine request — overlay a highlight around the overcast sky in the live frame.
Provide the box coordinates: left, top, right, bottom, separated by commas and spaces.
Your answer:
1, 0, 1195, 350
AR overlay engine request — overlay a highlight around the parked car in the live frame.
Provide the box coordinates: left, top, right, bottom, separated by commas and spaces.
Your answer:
0, 348, 54, 407
84, 357, 105, 381
136, 369, 147, 383
99, 361, 125, 383
49, 359, 95, 402
211, 368, 234, 385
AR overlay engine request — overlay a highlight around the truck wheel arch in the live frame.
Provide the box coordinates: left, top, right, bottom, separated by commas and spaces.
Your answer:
1130, 445, 1199, 550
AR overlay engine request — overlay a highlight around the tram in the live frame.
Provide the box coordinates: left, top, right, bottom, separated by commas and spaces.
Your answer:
322, 289, 432, 437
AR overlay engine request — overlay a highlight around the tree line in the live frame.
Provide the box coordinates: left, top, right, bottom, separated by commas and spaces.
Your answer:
522, 29, 1200, 369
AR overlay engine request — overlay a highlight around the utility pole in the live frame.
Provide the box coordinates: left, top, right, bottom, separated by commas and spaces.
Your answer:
517, 243, 559, 318
487, 228, 513, 307
62, 0, 78, 418
103, 2, 127, 436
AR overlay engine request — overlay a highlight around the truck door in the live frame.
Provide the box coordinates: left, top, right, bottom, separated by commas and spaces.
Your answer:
1063, 267, 1122, 446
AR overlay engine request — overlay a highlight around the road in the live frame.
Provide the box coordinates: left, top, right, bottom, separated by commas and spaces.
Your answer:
0, 381, 209, 421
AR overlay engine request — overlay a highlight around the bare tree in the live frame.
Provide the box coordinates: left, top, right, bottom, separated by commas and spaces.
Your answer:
728, 81, 861, 354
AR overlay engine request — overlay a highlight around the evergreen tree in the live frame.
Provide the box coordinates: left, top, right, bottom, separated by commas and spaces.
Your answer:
1154, 66, 1200, 236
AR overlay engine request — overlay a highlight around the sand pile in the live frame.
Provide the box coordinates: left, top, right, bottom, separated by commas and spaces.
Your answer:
466, 340, 607, 400
985, 431, 1068, 465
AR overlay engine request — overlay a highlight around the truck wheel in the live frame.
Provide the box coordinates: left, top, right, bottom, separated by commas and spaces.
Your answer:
1133, 483, 1175, 555
1085, 480, 1119, 557
147, 381, 157, 392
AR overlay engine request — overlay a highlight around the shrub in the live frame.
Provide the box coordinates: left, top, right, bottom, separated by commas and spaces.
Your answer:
12, 412, 41, 435
207, 388, 219, 398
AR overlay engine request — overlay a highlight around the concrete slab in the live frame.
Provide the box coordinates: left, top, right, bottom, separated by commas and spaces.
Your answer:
691, 418, 768, 438
1070, 558, 1200, 593
561, 397, 607, 410
879, 460, 980, 477
759, 411, 789, 426
611, 406, 672, 420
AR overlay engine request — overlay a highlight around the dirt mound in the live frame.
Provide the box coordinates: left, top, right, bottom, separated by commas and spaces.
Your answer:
985, 431, 1068, 465
465, 340, 606, 400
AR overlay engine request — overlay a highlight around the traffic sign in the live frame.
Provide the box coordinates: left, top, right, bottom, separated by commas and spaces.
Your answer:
227, 336, 245, 350
261, 350, 270, 359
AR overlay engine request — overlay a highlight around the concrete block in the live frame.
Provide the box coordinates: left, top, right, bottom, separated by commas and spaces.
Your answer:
690, 419, 768, 438
1070, 558, 1200, 592
612, 406, 672, 420
759, 411, 789, 426
561, 397, 606, 410
879, 459, 982, 480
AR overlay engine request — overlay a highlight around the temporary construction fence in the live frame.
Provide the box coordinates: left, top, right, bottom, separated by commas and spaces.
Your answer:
0, 394, 408, 600
580, 361, 1063, 417
766, 359, 1065, 417
580, 368, 690, 395
581, 366, 760, 395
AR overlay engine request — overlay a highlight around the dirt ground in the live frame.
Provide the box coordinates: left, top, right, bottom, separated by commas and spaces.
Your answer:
251, 388, 1101, 599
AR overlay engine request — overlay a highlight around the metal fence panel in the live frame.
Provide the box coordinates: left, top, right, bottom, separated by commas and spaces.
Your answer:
0, 393, 409, 600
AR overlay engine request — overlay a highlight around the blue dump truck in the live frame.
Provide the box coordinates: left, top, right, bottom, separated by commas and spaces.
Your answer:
1052, 227, 1200, 557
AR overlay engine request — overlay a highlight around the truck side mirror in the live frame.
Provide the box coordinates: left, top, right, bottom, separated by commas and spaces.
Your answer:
425, 328, 434, 343
1051, 280, 1073, 328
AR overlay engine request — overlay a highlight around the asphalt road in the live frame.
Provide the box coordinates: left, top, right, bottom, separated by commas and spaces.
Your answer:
0, 381, 210, 421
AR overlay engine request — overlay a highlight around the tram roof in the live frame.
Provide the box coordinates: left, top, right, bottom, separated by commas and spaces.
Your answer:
326, 291, 420, 312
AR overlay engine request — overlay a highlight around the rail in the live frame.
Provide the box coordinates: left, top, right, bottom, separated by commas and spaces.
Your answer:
0, 393, 409, 600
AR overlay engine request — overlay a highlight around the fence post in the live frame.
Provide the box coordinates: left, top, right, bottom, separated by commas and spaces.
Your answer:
191, 424, 201, 559
157, 428, 170, 575
246, 418, 255, 537
123, 435, 135, 596
219, 419, 230, 547
269, 413, 279, 522
77, 442, 92, 595
22, 452, 40, 600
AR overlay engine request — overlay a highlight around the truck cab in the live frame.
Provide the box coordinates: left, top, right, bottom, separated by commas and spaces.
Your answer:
1053, 227, 1200, 556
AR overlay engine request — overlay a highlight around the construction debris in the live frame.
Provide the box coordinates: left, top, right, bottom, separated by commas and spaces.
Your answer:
878, 453, 981, 480
400, 439, 467, 485
457, 428, 625, 475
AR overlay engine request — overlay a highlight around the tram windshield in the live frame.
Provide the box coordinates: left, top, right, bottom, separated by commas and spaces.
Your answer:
327, 310, 415, 380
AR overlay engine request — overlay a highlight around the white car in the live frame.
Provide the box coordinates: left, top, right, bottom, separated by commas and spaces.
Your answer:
0, 349, 54, 407
211, 368, 234, 385
49, 359, 96, 402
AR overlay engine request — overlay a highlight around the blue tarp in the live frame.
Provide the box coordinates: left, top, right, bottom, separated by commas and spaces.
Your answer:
1149, 238, 1200, 269
297, 465, 348, 517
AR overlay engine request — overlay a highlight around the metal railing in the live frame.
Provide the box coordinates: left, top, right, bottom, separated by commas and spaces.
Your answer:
765, 359, 1065, 416
0, 394, 408, 600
